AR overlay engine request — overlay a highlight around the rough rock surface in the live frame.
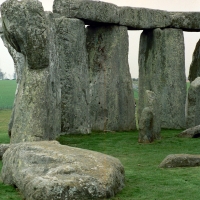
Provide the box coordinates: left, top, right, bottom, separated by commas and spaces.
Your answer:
138, 28, 186, 129
119, 7, 171, 30
188, 39, 200, 82
179, 125, 200, 138
0, 144, 9, 159
1, 141, 125, 200
138, 107, 153, 143
86, 25, 136, 131
186, 77, 200, 128
138, 90, 161, 143
170, 12, 200, 31
160, 154, 200, 168
1, 0, 61, 143
53, 0, 119, 25
55, 16, 90, 134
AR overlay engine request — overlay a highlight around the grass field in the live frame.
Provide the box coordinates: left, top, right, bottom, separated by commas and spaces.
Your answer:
0, 80, 16, 110
1, 109, 200, 199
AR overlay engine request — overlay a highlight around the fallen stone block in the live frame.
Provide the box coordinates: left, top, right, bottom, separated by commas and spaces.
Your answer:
179, 125, 200, 138
160, 154, 200, 168
0, 144, 9, 159
1, 141, 125, 200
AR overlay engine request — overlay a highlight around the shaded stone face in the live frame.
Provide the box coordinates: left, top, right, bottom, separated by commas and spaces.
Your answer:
138, 28, 186, 129
2, 141, 125, 200
138, 90, 161, 143
186, 77, 200, 128
1, 1, 61, 143
188, 39, 200, 82
54, 16, 90, 134
86, 25, 136, 131
179, 125, 200, 138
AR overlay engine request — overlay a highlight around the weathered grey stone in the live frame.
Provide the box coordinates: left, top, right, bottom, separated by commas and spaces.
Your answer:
54, 16, 90, 134
0, 18, 3, 33
188, 39, 200, 82
179, 125, 200, 138
119, 7, 171, 30
138, 28, 186, 129
1, 141, 125, 200
170, 12, 200, 31
86, 25, 136, 131
53, 0, 119, 25
139, 90, 161, 143
160, 154, 200, 168
138, 107, 153, 143
1, 1, 61, 143
186, 77, 200, 128
1, 0, 49, 69
0, 144, 9, 159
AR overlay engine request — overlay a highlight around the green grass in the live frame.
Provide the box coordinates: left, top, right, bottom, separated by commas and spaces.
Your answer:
0, 80, 17, 109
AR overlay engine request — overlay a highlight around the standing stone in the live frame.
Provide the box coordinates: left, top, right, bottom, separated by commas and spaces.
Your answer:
138, 28, 186, 129
138, 90, 161, 143
86, 25, 136, 131
54, 16, 90, 134
1, 0, 61, 143
188, 39, 200, 82
186, 77, 200, 128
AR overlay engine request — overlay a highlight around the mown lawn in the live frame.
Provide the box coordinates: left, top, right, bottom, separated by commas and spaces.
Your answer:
0, 80, 16, 110
1, 109, 200, 199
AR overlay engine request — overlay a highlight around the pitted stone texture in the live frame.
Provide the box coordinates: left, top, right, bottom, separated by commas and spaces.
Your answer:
188, 39, 200, 82
119, 7, 171, 30
160, 154, 200, 168
138, 107, 153, 143
86, 25, 136, 132
55, 16, 90, 134
179, 125, 200, 138
1, 0, 61, 143
1, 0, 49, 69
170, 12, 200, 31
139, 90, 161, 143
53, 0, 119, 25
186, 77, 200, 128
138, 28, 186, 129
0, 144, 9, 159
1, 141, 125, 200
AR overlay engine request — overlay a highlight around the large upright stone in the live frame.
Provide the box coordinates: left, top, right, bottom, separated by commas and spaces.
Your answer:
1, 0, 61, 143
86, 25, 136, 131
53, 0, 119, 25
138, 28, 186, 129
119, 7, 171, 30
55, 16, 90, 134
186, 77, 200, 128
188, 39, 200, 82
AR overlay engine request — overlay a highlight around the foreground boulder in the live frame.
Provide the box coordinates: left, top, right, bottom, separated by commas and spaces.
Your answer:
186, 77, 200, 128
160, 154, 200, 168
179, 125, 200, 138
138, 28, 186, 129
1, 141, 125, 200
0, 144, 9, 159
